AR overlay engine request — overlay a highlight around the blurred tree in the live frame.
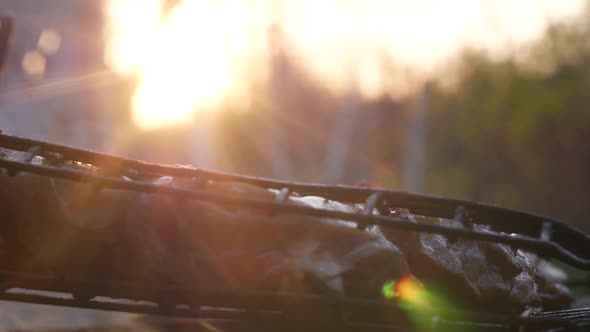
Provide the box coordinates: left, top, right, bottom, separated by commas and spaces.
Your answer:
425, 19, 590, 231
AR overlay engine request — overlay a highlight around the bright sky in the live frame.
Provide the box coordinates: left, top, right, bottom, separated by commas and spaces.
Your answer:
374, 0, 585, 67
105, 0, 587, 128
280, 0, 586, 93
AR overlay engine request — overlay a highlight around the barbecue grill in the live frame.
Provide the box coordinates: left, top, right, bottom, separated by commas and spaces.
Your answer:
0, 133, 588, 331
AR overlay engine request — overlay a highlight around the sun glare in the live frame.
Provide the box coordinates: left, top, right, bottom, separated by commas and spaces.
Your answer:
104, 0, 585, 130
105, 0, 271, 130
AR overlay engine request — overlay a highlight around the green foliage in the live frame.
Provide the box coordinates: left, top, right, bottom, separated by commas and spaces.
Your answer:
426, 21, 590, 230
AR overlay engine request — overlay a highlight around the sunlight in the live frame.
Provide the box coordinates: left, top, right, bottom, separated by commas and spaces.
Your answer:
105, 0, 270, 130
104, 0, 163, 75
104, 0, 585, 130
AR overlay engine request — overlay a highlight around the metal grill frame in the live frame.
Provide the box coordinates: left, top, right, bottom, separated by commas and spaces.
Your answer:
0, 133, 589, 268
0, 132, 589, 331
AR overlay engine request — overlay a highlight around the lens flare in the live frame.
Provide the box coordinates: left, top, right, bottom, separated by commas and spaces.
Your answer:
382, 279, 396, 299
382, 275, 429, 308
397, 275, 429, 308
383, 276, 434, 332
383, 276, 467, 332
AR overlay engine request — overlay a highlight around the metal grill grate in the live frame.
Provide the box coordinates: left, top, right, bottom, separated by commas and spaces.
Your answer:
0, 132, 588, 331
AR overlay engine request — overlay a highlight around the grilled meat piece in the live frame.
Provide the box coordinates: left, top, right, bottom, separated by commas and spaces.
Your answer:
131, 178, 410, 297
0, 150, 410, 299
539, 282, 574, 310
0, 148, 574, 310
380, 209, 540, 309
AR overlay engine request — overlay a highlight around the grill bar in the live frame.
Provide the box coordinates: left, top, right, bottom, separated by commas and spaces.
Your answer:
0, 133, 589, 269
0, 156, 577, 264
0, 269, 586, 331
